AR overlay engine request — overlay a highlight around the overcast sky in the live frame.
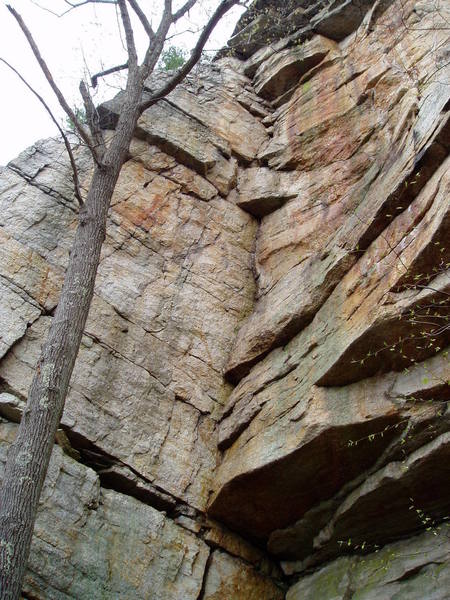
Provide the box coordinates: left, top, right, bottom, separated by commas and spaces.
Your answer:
0, 0, 244, 165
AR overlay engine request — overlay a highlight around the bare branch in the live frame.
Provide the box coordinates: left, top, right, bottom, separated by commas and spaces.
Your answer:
32, 0, 118, 17
6, 4, 103, 166
164, 26, 202, 41
79, 80, 105, 156
114, 1, 128, 53
140, 0, 240, 112
28, 0, 65, 16
172, 0, 197, 22
160, 0, 173, 37
91, 62, 129, 87
126, 0, 155, 40
0, 57, 84, 205
140, 0, 173, 74
117, 0, 137, 69
64, 0, 118, 8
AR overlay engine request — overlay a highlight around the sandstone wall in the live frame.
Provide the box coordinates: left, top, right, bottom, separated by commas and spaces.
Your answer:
0, 0, 449, 598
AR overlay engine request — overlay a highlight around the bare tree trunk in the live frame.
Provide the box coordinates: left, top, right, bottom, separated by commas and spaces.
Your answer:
0, 91, 141, 600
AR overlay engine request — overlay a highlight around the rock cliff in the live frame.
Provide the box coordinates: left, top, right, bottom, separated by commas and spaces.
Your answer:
0, 0, 449, 598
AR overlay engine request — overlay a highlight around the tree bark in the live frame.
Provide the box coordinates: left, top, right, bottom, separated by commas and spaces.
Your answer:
0, 85, 142, 600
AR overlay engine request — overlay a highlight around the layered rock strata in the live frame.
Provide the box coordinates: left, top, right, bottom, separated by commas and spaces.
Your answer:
0, 0, 449, 597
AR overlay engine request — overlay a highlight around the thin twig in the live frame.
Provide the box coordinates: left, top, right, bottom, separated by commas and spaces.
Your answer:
0, 57, 84, 205
64, 0, 118, 10
32, 0, 118, 18
6, 4, 103, 167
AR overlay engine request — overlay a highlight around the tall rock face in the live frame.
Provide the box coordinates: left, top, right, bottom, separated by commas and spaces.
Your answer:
0, 0, 449, 598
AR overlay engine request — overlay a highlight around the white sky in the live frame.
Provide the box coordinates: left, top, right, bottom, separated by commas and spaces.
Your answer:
0, 0, 244, 165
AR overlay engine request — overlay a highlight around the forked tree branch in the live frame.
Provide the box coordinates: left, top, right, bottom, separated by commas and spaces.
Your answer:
0, 57, 84, 205
140, 0, 173, 74
140, 0, 240, 112
6, 4, 103, 167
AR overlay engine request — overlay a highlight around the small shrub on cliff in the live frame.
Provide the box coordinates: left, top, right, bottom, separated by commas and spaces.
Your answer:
160, 46, 187, 71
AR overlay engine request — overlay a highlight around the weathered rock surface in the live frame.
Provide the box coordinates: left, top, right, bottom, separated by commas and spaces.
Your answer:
1, 419, 283, 599
211, 349, 449, 540
223, 0, 392, 59
286, 529, 450, 600
1, 0, 449, 597
0, 136, 257, 511
225, 0, 450, 380
202, 551, 284, 599
266, 350, 450, 562
253, 35, 339, 100
209, 0, 450, 585
0, 420, 210, 600
100, 61, 269, 193
310, 431, 450, 563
